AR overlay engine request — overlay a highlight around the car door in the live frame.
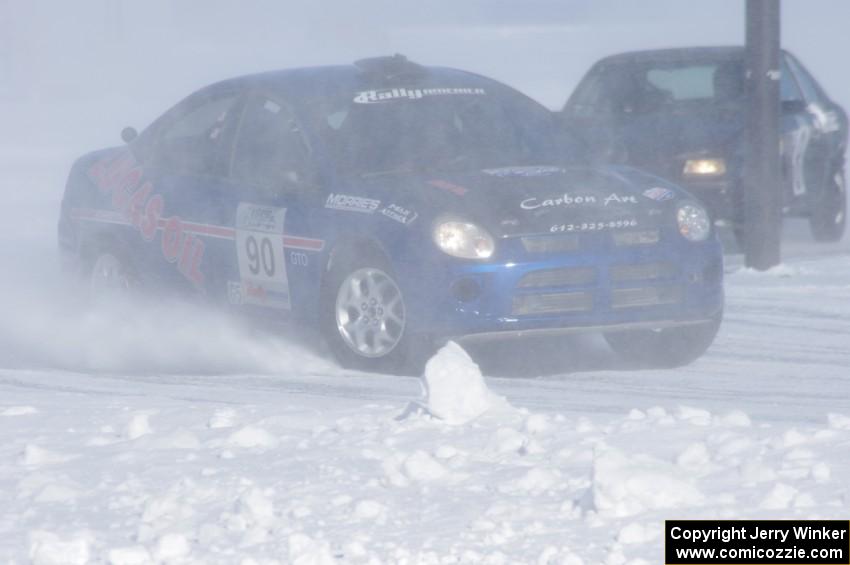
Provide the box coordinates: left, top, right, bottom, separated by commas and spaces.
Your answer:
136, 86, 246, 296
226, 90, 325, 322
779, 55, 813, 207
784, 53, 843, 206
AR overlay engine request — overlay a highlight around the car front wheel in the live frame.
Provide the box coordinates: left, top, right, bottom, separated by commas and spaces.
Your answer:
603, 314, 722, 368
810, 169, 847, 242
321, 253, 422, 373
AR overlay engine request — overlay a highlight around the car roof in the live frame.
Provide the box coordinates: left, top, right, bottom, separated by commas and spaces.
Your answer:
198, 57, 511, 103
591, 46, 765, 67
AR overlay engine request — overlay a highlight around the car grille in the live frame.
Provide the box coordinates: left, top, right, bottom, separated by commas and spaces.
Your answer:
611, 286, 683, 309
517, 267, 596, 288
612, 229, 660, 246
610, 262, 676, 282
520, 235, 580, 254
512, 292, 593, 316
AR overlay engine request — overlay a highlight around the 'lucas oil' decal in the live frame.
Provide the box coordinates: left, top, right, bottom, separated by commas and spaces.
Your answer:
86, 154, 205, 287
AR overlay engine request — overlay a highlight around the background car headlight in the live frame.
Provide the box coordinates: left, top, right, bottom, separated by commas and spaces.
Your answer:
677, 203, 711, 242
683, 158, 726, 177
433, 221, 495, 259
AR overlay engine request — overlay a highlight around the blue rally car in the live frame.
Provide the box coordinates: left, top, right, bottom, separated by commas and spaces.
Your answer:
59, 55, 724, 372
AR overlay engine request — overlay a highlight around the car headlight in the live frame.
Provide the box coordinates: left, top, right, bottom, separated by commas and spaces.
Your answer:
683, 158, 726, 177
433, 221, 495, 259
677, 203, 711, 242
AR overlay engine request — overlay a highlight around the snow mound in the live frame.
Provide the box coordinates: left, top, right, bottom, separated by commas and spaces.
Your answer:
590, 447, 704, 517
422, 341, 509, 425
2, 405, 38, 416
29, 531, 91, 565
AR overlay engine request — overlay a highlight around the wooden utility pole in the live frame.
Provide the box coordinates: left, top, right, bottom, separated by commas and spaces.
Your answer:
743, 0, 782, 269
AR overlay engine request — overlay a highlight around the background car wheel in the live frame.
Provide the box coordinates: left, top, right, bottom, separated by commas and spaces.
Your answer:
809, 169, 847, 242
321, 251, 430, 374
87, 246, 137, 301
603, 314, 722, 369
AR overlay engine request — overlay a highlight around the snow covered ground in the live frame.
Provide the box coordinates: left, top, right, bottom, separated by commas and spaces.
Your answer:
1, 244, 848, 563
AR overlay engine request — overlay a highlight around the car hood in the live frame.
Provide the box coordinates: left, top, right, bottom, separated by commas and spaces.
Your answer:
620, 107, 744, 174
348, 165, 685, 237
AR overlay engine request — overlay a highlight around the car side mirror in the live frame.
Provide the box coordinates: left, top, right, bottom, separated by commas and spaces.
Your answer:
121, 127, 138, 143
782, 100, 807, 115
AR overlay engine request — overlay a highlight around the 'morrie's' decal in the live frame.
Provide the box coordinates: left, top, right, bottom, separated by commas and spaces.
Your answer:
88, 154, 205, 287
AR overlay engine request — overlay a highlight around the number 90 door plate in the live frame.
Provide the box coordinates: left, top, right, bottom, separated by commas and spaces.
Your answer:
234, 203, 291, 309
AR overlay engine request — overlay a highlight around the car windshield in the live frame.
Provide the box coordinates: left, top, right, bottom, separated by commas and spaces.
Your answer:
573, 59, 745, 116
306, 86, 555, 176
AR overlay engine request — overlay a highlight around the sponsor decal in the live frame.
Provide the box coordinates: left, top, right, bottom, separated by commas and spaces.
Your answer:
380, 204, 418, 225
81, 153, 326, 294
227, 281, 244, 305
642, 187, 675, 202
521, 192, 638, 211
428, 179, 468, 196
353, 87, 486, 105
235, 203, 291, 310
325, 193, 381, 213
88, 154, 205, 287
482, 166, 565, 178
550, 219, 639, 233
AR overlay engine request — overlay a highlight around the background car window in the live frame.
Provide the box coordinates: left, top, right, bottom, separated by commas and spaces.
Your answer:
230, 93, 311, 194
780, 58, 804, 103
151, 93, 240, 176
785, 55, 825, 105
646, 65, 715, 100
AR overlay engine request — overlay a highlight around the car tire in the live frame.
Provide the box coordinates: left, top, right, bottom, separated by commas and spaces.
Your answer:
810, 169, 847, 242
603, 313, 722, 369
87, 245, 138, 301
320, 250, 430, 374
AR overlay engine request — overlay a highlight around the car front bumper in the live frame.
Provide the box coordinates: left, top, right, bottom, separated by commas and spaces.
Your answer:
396, 227, 724, 341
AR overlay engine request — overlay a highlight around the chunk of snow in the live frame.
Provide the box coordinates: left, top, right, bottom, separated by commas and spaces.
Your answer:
353, 499, 386, 520
422, 341, 509, 425
227, 426, 279, 449
719, 410, 752, 427
676, 443, 712, 472
827, 413, 850, 430
2, 405, 38, 416
760, 483, 799, 509
288, 533, 335, 565
617, 522, 657, 544
154, 534, 191, 561
29, 531, 91, 565
591, 447, 703, 517
107, 546, 152, 565
20, 445, 74, 466
208, 407, 238, 429
403, 450, 448, 482
126, 413, 152, 440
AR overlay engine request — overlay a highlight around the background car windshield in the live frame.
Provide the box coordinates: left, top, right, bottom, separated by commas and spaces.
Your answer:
311, 90, 552, 175
575, 60, 745, 116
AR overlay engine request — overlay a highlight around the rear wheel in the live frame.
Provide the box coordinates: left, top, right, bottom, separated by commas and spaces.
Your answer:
810, 169, 847, 242
604, 314, 722, 369
87, 247, 137, 301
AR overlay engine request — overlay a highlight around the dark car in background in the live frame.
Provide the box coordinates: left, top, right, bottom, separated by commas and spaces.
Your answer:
59, 55, 724, 372
560, 47, 848, 243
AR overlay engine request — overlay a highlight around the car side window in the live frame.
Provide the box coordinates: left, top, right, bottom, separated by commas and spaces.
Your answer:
230, 92, 312, 195
785, 55, 825, 105
149, 92, 241, 177
780, 58, 804, 103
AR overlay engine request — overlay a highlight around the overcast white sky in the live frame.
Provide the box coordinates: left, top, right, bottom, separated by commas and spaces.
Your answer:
2, 1, 849, 140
